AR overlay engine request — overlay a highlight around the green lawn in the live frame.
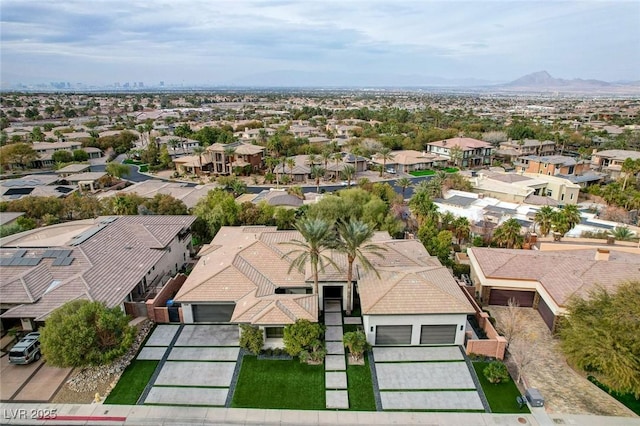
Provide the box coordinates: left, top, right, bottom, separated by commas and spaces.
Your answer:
346, 353, 376, 411
444, 167, 459, 173
589, 376, 640, 415
409, 169, 436, 177
231, 356, 325, 410
473, 362, 530, 413
104, 360, 158, 405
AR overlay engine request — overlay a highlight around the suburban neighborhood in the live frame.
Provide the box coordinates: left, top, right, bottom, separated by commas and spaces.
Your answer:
0, 90, 639, 426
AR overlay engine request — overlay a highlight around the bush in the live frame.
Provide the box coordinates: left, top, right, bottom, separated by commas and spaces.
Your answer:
283, 319, 325, 357
483, 361, 510, 384
239, 324, 264, 355
40, 300, 135, 367
452, 263, 471, 278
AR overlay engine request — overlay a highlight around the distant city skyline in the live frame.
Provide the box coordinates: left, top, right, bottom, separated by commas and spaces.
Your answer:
1, 0, 639, 87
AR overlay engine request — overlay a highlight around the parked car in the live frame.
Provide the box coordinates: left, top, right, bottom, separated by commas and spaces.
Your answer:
386, 168, 396, 174
8, 332, 41, 365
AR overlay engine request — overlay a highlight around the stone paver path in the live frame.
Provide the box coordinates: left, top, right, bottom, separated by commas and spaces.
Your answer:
324, 299, 349, 410
489, 306, 635, 417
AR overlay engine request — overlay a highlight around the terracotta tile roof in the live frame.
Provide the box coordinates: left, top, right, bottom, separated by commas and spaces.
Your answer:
427, 137, 492, 150
231, 292, 317, 325
470, 247, 640, 306
359, 267, 474, 315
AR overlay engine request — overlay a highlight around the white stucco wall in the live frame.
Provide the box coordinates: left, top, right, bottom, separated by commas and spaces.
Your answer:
144, 235, 192, 287
363, 313, 468, 346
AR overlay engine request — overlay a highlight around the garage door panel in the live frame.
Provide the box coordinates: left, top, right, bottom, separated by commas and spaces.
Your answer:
193, 304, 234, 322
376, 325, 412, 345
488, 289, 534, 307
537, 297, 555, 331
420, 325, 457, 345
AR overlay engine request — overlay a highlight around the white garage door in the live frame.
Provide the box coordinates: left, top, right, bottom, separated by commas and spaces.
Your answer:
420, 325, 457, 345
375, 325, 412, 345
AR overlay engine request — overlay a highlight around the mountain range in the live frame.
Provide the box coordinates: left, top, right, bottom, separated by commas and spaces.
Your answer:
227, 70, 640, 94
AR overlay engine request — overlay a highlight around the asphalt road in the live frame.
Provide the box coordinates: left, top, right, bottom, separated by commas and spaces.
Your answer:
91, 158, 433, 198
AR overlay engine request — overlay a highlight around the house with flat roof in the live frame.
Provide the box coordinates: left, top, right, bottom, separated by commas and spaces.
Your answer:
426, 137, 493, 168
0, 215, 196, 332
468, 246, 640, 331
173, 226, 474, 348
31, 142, 102, 168
496, 139, 556, 161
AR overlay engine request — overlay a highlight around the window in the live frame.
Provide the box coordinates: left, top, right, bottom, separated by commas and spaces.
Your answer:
561, 194, 565, 201
266, 327, 284, 338
546, 190, 553, 197
570, 193, 574, 200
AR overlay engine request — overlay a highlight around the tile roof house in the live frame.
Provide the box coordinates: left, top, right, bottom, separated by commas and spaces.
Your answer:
370, 150, 446, 173
174, 226, 474, 347
468, 247, 640, 331
426, 137, 494, 168
0, 215, 196, 332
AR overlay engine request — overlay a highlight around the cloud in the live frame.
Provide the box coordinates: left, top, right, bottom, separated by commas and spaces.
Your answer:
1, 0, 638, 85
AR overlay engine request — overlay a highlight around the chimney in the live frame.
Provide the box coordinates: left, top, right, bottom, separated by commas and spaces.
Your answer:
594, 248, 610, 261
478, 193, 484, 199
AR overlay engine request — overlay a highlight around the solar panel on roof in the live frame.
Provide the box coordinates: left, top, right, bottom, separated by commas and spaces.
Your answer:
0, 258, 13, 266
59, 257, 74, 266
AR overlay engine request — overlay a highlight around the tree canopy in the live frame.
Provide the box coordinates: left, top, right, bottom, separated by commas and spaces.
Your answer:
40, 300, 136, 367
559, 281, 640, 398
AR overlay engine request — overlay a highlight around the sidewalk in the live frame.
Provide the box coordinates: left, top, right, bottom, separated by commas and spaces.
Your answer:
1, 402, 638, 426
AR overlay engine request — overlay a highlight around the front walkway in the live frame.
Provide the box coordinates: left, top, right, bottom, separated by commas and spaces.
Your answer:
136, 324, 240, 406
324, 299, 349, 409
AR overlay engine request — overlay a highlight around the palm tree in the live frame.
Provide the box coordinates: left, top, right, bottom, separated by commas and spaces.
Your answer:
224, 146, 236, 174
534, 206, 555, 237
310, 165, 325, 193
336, 220, 386, 314
342, 165, 356, 188
452, 216, 470, 244
621, 158, 640, 191
550, 211, 570, 240
307, 153, 318, 167
281, 218, 338, 302
320, 149, 332, 172
192, 146, 205, 175
396, 177, 413, 200
560, 204, 581, 230
378, 147, 395, 177
332, 152, 343, 181
493, 218, 524, 249
611, 226, 635, 241
286, 158, 296, 182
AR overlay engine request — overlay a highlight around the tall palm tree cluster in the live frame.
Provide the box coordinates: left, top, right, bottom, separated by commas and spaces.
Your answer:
533, 204, 581, 239
281, 217, 386, 314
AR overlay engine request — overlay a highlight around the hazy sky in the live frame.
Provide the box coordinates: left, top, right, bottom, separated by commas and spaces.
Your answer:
1, 0, 639, 86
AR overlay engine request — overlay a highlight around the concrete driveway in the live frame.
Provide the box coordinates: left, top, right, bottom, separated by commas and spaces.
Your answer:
0, 355, 72, 402
372, 346, 485, 411
137, 325, 240, 407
